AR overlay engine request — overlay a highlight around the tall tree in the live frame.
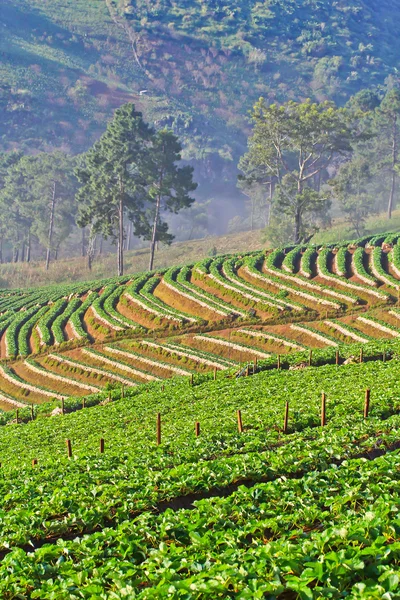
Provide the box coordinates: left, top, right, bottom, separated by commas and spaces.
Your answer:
75, 103, 153, 276
330, 158, 374, 237
239, 99, 354, 243
141, 129, 197, 271
376, 89, 400, 219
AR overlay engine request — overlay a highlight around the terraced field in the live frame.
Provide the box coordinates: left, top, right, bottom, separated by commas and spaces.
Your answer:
0, 232, 400, 410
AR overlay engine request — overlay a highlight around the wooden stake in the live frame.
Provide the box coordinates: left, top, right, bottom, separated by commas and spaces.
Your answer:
61, 398, 65, 415
213, 367, 217, 381
237, 409, 243, 433
245, 365, 249, 377
31, 404, 34, 420
190, 374, 194, 386
16, 409, 18, 424
283, 402, 289, 434
195, 421, 200, 437
32, 458, 37, 467
156, 413, 161, 445
121, 384, 125, 399
161, 384, 165, 392
364, 388, 370, 419
383, 351, 386, 363
321, 393, 326, 427
359, 347, 363, 364
335, 350, 339, 365
82, 397, 85, 409
254, 356, 258, 370
100, 438, 105, 454
66, 439, 72, 458
277, 354, 281, 370
309, 350, 313, 367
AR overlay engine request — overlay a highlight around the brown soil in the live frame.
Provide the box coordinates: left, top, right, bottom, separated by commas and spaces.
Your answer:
0, 332, 6, 359
191, 271, 273, 320
40, 355, 111, 388
68, 348, 146, 383
123, 340, 206, 373
84, 307, 107, 342
154, 279, 219, 322
184, 336, 256, 363
0, 367, 50, 404
117, 297, 161, 330
12, 362, 86, 397
101, 346, 198, 377
64, 321, 75, 341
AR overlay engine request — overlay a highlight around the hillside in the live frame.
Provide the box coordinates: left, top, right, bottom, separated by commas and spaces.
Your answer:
2, 0, 400, 189
0, 231, 399, 410
1, 340, 400, 595
1, 233, 400, 595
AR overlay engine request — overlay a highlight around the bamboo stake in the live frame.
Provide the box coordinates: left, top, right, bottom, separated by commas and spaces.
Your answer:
82, 397, 85, 409
283, 402, 289, 434
156, 413, 161, 445
213, 367, 217, 381
335, 349, 339, 365
32, 459, 37, 467
190, 374, 194, 386
121, 384, 125, 399
31, 404, 34, 421
321, 393, 326, 427
66, 439, 72, 458
309, 350, 313, 367
359, 348, 363, 364
277, 354, 281, 370
237, 409, 243, 433
100, 438, 105, 454
16, 409, 18, 424
61, 398, 65, 415
364, 388, 371, 419
383, 351, 386, 363
195, 421, 200, 437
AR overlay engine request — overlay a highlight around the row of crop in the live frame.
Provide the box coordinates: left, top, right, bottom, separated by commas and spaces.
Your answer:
0, 364, 66, 400
108, 343, 194, 375
333, 246, 347, 277
24, 358, 100, 393
352, 247, 379, 286
370, 246, 400, 290
299, 247, 316, 278
82, 348, 160, 382
235, 328, 305, 350
248, 252, 342, 309
17, 305, 50, 356
391, 243, 400, 278
193, 334, 272, 359
139, 339, 233, 370
69, 292, 98, 339
281, 246, 302, 273
323, 319, 370, 343
210, 257, 288, 314
163, 340, 236, 368
5, 306, 40, 358
316, 248, 368, 303
222, 257, 304, 312
36, 299, 68, 347
47, 353, 136, 387
290, 323, 339, 347
91, 285, 126, 332
164, 266, 229, 318
357, 315, 400, 338
141, 276, 198, 324
52, 298, 82, 345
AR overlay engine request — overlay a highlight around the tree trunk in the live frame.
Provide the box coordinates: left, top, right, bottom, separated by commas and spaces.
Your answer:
20, 241, 25, 263
98, 236, 103, 256
149, 193, 161, 271
26, 230, 31, 263
294, 209, 301, 244
81, 228, 86, 257
388, 115, 397, 219
250, 197, 255, 231
46, 181, 56, 271
125, 221, 132, 251
0, 239, 3, 264
118, 190, 124, 277
54, 246, 59, 261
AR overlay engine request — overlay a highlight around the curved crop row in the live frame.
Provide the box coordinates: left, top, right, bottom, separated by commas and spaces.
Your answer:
102, 286, 142, 330
357, 315, 400, 337
106, 344, 194, 375
370, 247, 399, 290
69, 292, 98, 340
236, 328, 305, 350
37, 299, 68, 347
52, 298, 82, 345
5, 306, 39, 358
82, 348, 161, 382
334, 247, 348, 278
18, 305, 50, 356
282, 246, 302, 274
352, 247, 378, 287
323, 320, 370, 344
0, 364, 66, 400
139, 340, 233, 370
24, 358, 100, 393
290, 323, 339, 347
193, 334, 272, 359
47, 353, 136, 387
